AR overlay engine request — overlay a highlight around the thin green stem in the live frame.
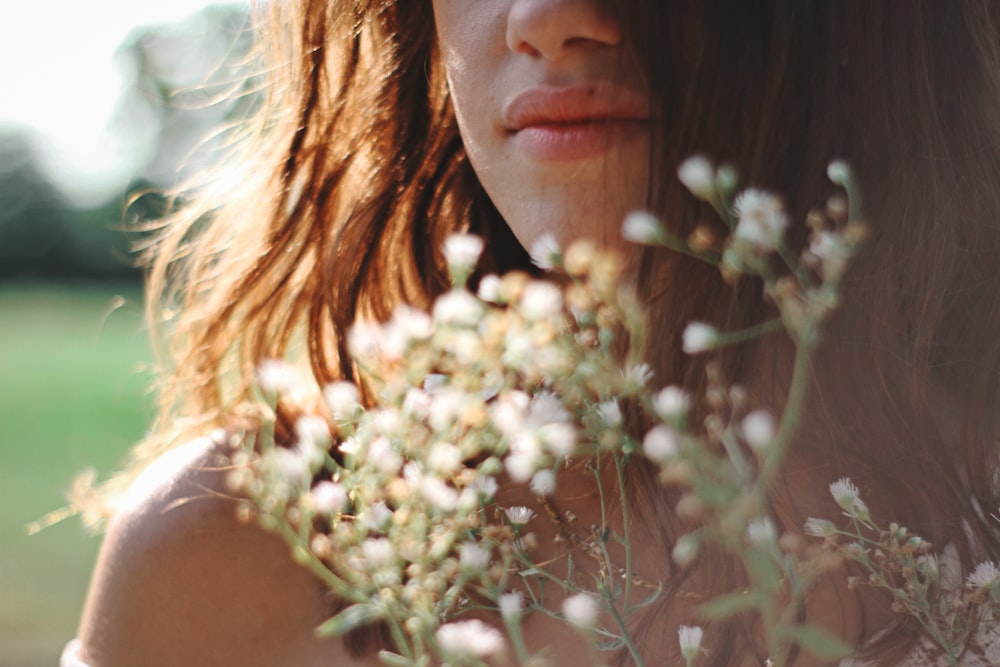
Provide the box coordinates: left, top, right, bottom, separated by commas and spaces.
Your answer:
604, 585, 647, 667
760, 341, 813, 486
613, 451, 634, 607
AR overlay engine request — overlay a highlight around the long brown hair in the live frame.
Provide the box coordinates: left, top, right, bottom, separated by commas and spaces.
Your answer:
135, 1, 1000, 664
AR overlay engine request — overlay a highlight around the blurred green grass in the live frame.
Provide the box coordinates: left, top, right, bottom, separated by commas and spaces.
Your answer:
0, 283, 151, 667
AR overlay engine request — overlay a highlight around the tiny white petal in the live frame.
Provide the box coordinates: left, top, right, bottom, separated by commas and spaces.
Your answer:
499, 591, 523, 621
597, 400, 623, 428
967, 561, 1000, 589
529, 232, 561, 270
433, 290, 485, 327
622, 210, 664, 245
678, 625, 704, 660
530, 469, 556, 496
677, 156, 716, 199
435, 620, 504, 658
323, 381, 361, 421
256, 359, 297, 397
562, 593, 600, 629
520, 281, 564, 320
803, 517, 836, 538
654, 386, 690, 420
504, 505, 536, 526
443, 234, 484, 274
459, 542, 491, 572
310, 481, 348, 514
643, 425, 679, 463
741, 410, 776, 451
477, 274, 502, 302
682, 322, 718, 354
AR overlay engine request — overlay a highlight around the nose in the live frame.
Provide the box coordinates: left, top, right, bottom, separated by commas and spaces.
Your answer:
506, 0, 623, 60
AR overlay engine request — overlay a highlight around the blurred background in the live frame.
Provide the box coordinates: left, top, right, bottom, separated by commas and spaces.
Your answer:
0, 2, 256, 664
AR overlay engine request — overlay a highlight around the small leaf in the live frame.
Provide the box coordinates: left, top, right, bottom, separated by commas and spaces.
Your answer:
316, 603, 384, 637
699, 590, 760, 619
782, 624, 853, 661
624, 582, 664, 614
745, 547, 781, 592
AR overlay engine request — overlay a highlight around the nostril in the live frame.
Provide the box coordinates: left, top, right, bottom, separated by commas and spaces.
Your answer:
506, 0, 624, 59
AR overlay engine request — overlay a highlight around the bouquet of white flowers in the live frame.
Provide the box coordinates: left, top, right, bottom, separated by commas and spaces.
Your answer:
226, 159, 999, 667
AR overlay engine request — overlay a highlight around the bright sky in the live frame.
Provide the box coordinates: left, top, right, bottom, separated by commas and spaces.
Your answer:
0, 1, 247, 206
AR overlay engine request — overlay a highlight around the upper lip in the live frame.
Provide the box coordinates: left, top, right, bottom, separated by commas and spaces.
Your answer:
503, 85, 650, 131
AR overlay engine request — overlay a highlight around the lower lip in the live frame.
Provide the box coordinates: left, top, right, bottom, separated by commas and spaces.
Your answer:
510, 120, 649, 162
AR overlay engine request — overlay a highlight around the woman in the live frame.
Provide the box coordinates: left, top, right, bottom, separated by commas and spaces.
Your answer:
69, 0, 1000, 665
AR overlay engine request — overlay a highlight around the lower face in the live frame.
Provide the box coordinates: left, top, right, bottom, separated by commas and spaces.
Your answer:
432, 0, 653, 257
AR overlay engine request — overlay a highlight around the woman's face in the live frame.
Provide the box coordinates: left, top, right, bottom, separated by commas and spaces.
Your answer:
432, 0, 652, 254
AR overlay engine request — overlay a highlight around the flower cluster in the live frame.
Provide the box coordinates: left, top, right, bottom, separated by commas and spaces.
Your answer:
227, 156, 870, 667
805, 481, 1000, 667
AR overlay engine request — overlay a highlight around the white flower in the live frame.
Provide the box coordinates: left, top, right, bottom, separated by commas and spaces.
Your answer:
967, 561, 1000, 589
443, 234, 484, 276
499, 591, 524, 622
733, 189, 788, 251
428, 387, 469, 432
504, 506, 536, 527
520, 281, 564, 320
829, 477, 870, 521
295, 415, 332, 451
803, 517, 836, 538
433, 290, 485, 327
829, 477, 859, 509
505, 451, 539, 483
365, 502, 393, 532
624, 362, 653, 392
672, 533, 700, 566
361, 538, 396, 568
677, 155, 715, 199
324, 381, 360, 421
827, 159, 850, 186
266, 447, 311, 487
682, 322, 719, 354
678, 625, 704, 661
309, 481, 348, 514
459, 542, 491, 572
741, 410, 776, 451
529, 232, 561, 270
654, 385, 690, 421
530, 469, 556, 496
402, 387, 431, 419
367, 437, 402, 475
597, 400, 623, 428
420, 476, 459, 511
427, 442, 462, 475
477, 274, 502, 302
256, 359, 297, 398
622, 210, 664, 245
473, 476, 498, 499
747, 517, 777, 545
435, 619, 504, 659
562, 593, 600, 629
540, 423, 577, 458
643, 425, 679, 463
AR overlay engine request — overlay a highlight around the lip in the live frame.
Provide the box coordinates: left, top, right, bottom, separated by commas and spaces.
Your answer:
503, 85, 650, 162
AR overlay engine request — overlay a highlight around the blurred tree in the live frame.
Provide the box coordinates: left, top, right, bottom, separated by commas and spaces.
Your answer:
0, 4, 256, 282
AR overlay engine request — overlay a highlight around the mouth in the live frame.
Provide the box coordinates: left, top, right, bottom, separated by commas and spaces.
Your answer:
503, 85, 650, 162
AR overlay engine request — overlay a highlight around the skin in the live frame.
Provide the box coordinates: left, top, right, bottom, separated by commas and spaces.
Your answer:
433, 0, 652, 254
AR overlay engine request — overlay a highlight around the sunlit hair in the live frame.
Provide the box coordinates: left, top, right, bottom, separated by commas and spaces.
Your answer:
129, 1, 1000, 665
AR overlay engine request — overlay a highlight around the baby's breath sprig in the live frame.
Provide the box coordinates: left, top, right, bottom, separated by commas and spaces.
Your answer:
623, 156, 866, 666
806, 480, 1000, 667
232, 156, 868, 667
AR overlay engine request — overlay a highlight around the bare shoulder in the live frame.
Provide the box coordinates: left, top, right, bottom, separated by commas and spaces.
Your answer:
77, 436, 371, 667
